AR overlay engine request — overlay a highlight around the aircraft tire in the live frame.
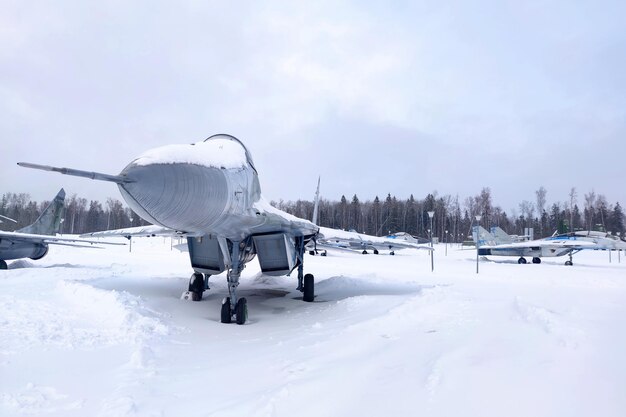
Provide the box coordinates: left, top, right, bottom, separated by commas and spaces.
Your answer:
235, 298, 248, 325
362, 250, 368, 255
532, 257, 541, 264
188, 273, 204, 301
0, 260, 7, 270
565, 260, 573, 266
390, 251, 395, 256
221, 297, 232, 323
518, 257, 527, 264
309, 250, 315, 256
373, 249, 379, 255
303, 273, 315, 302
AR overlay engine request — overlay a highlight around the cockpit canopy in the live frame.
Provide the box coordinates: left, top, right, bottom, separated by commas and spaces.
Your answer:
204, 134, 257, 174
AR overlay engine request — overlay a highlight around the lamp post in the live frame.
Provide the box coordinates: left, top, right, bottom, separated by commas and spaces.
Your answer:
128, 217, 134, 252
445, 229, 448, 256
475, 215, 482, 274
618, 233, 622, 263
428, 211, 435, 272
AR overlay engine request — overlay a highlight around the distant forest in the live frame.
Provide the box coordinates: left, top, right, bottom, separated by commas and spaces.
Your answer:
1, 187, 624, 242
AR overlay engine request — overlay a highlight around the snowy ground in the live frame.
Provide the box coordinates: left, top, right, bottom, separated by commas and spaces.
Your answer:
1, 238, 625, 417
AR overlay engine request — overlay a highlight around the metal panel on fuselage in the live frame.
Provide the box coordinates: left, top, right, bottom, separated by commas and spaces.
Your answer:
187, 235, 226, 275
252, 233, 296, 276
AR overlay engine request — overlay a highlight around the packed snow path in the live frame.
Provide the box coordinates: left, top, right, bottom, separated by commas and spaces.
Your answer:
1, 238, 625, 416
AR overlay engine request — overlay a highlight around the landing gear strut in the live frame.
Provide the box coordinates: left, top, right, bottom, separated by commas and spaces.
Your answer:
295, 236, 315, 302
221, 240, 248, 325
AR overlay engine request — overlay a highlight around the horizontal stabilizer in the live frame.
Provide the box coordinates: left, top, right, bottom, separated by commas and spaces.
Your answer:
0, 214, 17, 223
17, 162, 133, 184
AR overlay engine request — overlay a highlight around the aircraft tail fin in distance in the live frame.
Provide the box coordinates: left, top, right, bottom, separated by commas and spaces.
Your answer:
312, 176, 320, 225
472, 225, 496, 246
17, 162, 133, 184
17, 188, 66, 235
490, 226, 514, 244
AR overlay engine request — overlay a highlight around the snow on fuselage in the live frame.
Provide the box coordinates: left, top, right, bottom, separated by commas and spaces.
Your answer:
116, 134, 317, 241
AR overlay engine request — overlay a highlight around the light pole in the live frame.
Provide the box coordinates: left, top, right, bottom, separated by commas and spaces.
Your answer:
618, 233, 622, 263
445, 229, 448, 256
128, 216, 134, 252
475, 215, 482, 274
428, 211, 435, 272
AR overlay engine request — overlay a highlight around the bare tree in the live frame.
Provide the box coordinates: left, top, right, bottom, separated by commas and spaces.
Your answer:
584, 190, 597, 230
535, 186, 547, 236
568, 187, 578, 231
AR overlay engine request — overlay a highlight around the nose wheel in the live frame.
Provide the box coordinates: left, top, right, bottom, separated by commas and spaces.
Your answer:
221, 297, 248, 324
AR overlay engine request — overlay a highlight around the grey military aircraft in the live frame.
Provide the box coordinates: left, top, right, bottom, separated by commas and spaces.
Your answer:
19, 134, 322, 325
0, 189, 122, 269
473, 225, 626, 265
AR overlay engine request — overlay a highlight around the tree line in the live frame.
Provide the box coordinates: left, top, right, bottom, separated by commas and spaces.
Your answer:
0, 192, 150, 234
272, 186, 625, 242
1, 187, 624, 241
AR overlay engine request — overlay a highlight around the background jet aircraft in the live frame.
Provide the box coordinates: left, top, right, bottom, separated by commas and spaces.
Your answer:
473, 226, 626, 265
315, 227, 431, 255
309, 178, 433, 255
20, 134, 320, 325
0, 189, 122, 269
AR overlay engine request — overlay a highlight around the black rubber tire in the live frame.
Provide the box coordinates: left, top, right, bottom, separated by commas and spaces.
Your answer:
390, 251, 395, 256
532, 257, 541, 264
518, 257, 527, 264
235, 298, 248, 325
309, 250, 315, 256
303, 273, 315, 302
373, 249, 379, 255
362, 250, 368, 255
321, 251, 327, 257
221, 297, 232, 323
188, 273, 204, 301
565, 260, 573, 266
0, 260, 7, 270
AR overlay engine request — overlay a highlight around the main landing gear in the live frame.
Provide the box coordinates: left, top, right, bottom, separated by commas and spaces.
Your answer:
181, 272, 210, 301
295, 236, 315, 303
0, 260, 7, 270
565, 252, 574, 266
223, 236, 316, 324
519, 257, 542, 264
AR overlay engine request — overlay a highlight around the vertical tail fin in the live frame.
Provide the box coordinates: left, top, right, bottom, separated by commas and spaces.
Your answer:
472, 225, 496, 246
490, 226, 514, 244
17, 189, 66, 235
312, 176, 320, 225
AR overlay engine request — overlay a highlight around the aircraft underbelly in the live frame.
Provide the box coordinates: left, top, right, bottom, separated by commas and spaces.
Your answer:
0, 240, 48, 261
490, 247, 542, 257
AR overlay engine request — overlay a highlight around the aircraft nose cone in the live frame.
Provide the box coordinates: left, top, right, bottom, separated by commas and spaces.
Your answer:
118, 162, 230, 231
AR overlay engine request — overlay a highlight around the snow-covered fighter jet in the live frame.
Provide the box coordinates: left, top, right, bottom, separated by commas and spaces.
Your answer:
0, 189, 123, 269
19, 135, 322, 324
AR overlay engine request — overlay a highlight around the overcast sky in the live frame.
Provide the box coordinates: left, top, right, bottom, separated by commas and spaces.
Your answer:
2, 0, 625, 214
